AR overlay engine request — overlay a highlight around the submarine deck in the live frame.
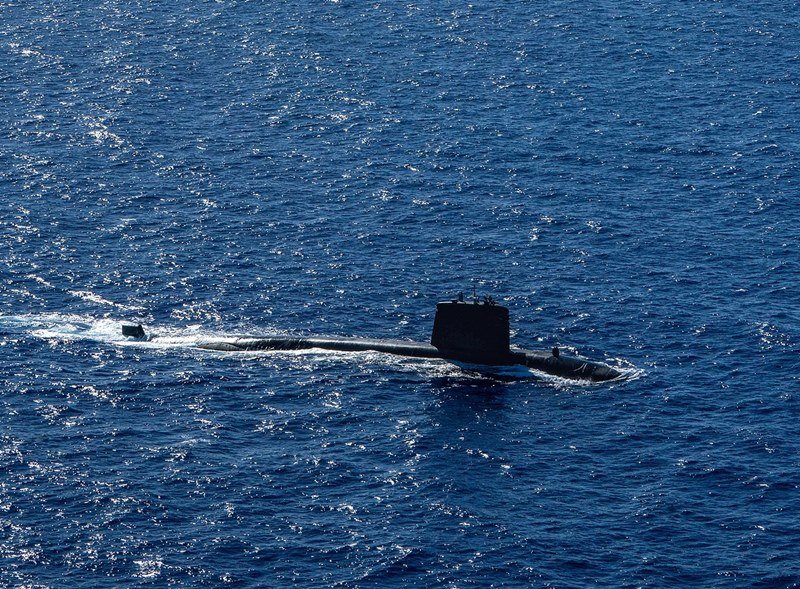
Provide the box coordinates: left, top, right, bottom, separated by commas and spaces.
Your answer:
197, 336, 443, 358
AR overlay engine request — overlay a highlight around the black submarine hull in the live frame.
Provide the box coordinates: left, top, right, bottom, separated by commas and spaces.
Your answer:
195, 336, 622, 382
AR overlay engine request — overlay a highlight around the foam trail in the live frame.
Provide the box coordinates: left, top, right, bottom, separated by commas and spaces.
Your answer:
1, 313, 132, 344
1, 313, 275, 353
68, 289, 145, 312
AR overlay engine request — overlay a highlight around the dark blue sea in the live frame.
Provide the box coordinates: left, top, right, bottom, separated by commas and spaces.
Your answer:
1, 1, 799, 587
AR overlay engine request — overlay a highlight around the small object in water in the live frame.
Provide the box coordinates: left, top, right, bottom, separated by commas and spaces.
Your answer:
552, 346, 560, 358
122, 323, 146, 338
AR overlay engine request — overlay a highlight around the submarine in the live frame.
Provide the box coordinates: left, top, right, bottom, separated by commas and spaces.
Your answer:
122, 295, 622, 382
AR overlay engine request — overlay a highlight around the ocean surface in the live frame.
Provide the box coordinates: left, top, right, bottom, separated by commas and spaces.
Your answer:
1, 1, 799, 587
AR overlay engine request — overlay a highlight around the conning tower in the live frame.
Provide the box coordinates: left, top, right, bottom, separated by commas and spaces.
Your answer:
430, 296, 510, 363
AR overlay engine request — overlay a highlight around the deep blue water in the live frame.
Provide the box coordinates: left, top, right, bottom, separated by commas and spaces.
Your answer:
1, 1, 799, 586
